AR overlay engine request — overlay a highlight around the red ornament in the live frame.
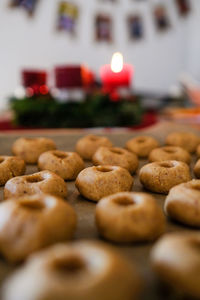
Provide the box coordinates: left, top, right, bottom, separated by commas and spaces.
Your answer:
39, 85, 49, 95
110, 90, 120, 102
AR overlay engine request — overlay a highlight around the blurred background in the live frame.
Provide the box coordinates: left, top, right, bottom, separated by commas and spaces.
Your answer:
0, 0, 200, 129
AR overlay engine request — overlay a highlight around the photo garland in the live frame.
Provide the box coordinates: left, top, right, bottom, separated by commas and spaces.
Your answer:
9, 0, 192, 40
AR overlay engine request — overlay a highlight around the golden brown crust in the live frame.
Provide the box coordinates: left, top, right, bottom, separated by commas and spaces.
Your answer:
12, 137, 56, 164
165, 131, 200, 153
38, 150, 84, 180
149, 146, 191, 164
139, 160, 191, 194
151, 233, 200, 298
3, 241, 141, 300
4, 171, 67, 199
0, 156, 25, 186
194, 159, 200, 178
0, 194, 77, 262
75, 135, 112, 160
165, 180, 200, 227
126, 135, 160, 158
75, 165, 133, 202
96, 192, 165, 243
196, 144, 200, 158
92, 147, 138, 173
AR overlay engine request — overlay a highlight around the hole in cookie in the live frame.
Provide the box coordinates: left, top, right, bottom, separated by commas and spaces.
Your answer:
114, 196, 134, 206
110, 149, 124, 155
53, 152, 68, 159
136, 138, 146, 143
89, 136, 99, 141
159, 162, 174, 168
96, 166, 113, 173
191, 240, 200, 252
26, 175, 44, 183
52, 256, 85, 275
163, 148, 176, 154
19, 199, 45, 210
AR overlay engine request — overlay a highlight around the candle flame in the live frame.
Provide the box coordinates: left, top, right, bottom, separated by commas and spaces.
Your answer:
111, 52, 123, 73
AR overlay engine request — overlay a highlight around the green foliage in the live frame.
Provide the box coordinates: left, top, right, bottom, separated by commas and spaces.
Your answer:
10, 93, 143, 128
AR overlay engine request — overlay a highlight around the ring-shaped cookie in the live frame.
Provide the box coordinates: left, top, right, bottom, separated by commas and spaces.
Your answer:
75, 135, 112, 160
165, 132, 200, 153
151, 233, 200, 299
0, 194, 77, 262
4, 171, 67, 199
149, 146, 191, 164
126, 136, 160, 158
12, 137, 56, 164
0, 156, 25, 185
139, 160, 191, 194
75, 165, 133, 202
92, 147, 138, 173
96, 192, 165, 243
3, 241, 140, 300
165, 180, 200, 227
38, 150, 84, 180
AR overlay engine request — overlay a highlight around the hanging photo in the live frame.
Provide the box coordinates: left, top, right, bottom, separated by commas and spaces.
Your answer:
9, 0, 38, 16
98, 0, 117, 2
95, 14, 112, 42
57, 1, 79, 35
127, 15, 144, 40
153, 5, 170, 32
175, 0, 190, 16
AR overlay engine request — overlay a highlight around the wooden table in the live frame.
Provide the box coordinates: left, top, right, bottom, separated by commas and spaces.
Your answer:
0, 121, 199, 300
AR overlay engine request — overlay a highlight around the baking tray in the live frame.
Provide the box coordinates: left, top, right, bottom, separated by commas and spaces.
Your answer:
0, 122, 198, 300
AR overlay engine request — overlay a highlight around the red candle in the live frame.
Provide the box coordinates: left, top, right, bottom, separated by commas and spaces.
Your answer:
55, 66, 82, 88
22, 69, 47, 88
100, 53, 133, 91
55, 65, 94, 88
22, 69, 48, 96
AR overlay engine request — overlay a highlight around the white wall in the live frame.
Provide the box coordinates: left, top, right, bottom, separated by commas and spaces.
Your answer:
0, 0, 197, 110
185, 0, 200, 79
